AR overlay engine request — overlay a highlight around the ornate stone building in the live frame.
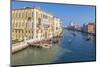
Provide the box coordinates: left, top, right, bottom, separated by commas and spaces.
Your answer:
12, 7, 62, 42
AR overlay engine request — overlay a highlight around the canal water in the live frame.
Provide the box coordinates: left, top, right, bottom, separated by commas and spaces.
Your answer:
12, 29, 96, 65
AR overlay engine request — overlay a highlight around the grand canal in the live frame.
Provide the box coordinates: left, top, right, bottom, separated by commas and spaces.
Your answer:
12, 29, 96, 65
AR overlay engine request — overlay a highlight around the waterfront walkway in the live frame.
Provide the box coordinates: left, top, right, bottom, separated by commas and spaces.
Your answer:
12, 37, 60, 53
12, 41, 28, 53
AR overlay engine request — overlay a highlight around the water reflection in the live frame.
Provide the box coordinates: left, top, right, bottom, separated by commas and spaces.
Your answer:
67, 31, 77, 47
12, 43, 71, 65
12, 29, 96, 65
81, 33, 96, 43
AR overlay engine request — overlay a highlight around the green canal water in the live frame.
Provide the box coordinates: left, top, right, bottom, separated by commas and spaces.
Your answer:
12, 29, 96, 66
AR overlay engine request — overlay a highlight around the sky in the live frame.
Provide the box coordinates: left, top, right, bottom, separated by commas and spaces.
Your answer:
12, 1, 96, 27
